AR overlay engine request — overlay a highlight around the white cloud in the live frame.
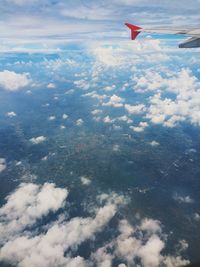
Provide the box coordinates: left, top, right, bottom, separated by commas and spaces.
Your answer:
149, 141, 160, 147
113, 144, 120, 152
0, 183, 189, 267
163, 256, 190, 267
0, 70, 31, 91
178, 240, 189, 252
103, 116, 115, 124
74, 79, 90, 90
0, 185, 122, 267
173, 194, 194, 204
80, 176, 91, 186
130, 122, 148, 132
47, 83, 56, 89
29, 136, 47, 144
62, 114, 68, 120
92, 47, 124, 66
76, 118, 84, 126
6, 111, 17, 117
48, 116, 56, 121
125, 104, 146, 114
0, 183, 68, 243
104, 85, 116, 91
83, 91, 108, 101
91, 246, 113, 267
0, 158, 6, 173
102, 94, 123, 108
115, 218, 164, 266
138, 234, 165, 267
194, 213, 200, 222
140, 218, 161, 234
91, 109, 102, 115
114, 218, 189, 267
117, 115, 133, 124
142, 69, 200, 127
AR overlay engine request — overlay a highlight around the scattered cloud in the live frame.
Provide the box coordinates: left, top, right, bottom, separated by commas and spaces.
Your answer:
103, 115, 115, 124
149, 141, 160, 147
91, 109, 102, 115
76, 118, 84, 126
80, 176, 91, 186
194, 213, 200, 222
103, 85, 116, 91
48, 115, 56, 121
47, 83, 56, 89
6, 111, 17, 117
0, 182, 190, 267
102, 94, 123, 108
173, 194, 194, 204
114, 218, 188, 267
0, 183, 68, 242
0, 71, 31, 91
125, 104, 146, 114
130, 122, 148, 132
62, 114, 69, 120
29, 136, 47, 144
0, 183, 125, 267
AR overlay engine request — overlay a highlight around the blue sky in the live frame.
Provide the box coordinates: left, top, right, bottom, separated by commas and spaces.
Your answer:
1, 0, 200, 52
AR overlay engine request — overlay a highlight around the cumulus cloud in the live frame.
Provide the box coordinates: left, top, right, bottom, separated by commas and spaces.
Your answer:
91, 246, 113, 267
62, 114, 69, 119
80, 176, 91, 186
104, 85, 116, 91
116, 115, 133, 124
92, 47, 124, 66
48, 115, 56, 121
113, 144, 120, 152
76, 118, 84, 126
0, 70, 31, 91
6, 111, 17, 117
74, 79, 90, 90
29, 136, 47, 144
113, 218, 188, 267
125, 104, 146, 114
103, 115, 115, 124
0, 183, 190, 267
47, 83, 56, 89
173, 194, 194, 204
130, 122, 148, 132
0, 158, 6, 173
115, 219, 164, 265
0, 183, 68, 243
194, 213, 200, 222
83, 91, 108, 101
143, 69, 200, 127
91, 109, 102, 115
149, 140, 160, 147
0, 184, 124, 267
102, 94, 123, 108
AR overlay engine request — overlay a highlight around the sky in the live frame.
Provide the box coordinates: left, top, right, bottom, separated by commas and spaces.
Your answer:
1, 0, 200, 52
0, 1, 200, 267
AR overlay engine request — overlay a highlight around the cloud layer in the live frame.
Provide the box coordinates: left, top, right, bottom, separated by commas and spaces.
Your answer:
0, 182, 190, 267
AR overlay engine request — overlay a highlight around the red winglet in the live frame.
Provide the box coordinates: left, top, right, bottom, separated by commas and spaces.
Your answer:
125, 23, 142, 40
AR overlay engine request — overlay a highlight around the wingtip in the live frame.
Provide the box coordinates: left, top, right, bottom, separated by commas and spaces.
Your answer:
125, 23, 142, 30
125, 23, 142, 40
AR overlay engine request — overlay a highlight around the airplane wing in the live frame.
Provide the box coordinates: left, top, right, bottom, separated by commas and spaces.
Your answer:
125, 23, 200, 48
